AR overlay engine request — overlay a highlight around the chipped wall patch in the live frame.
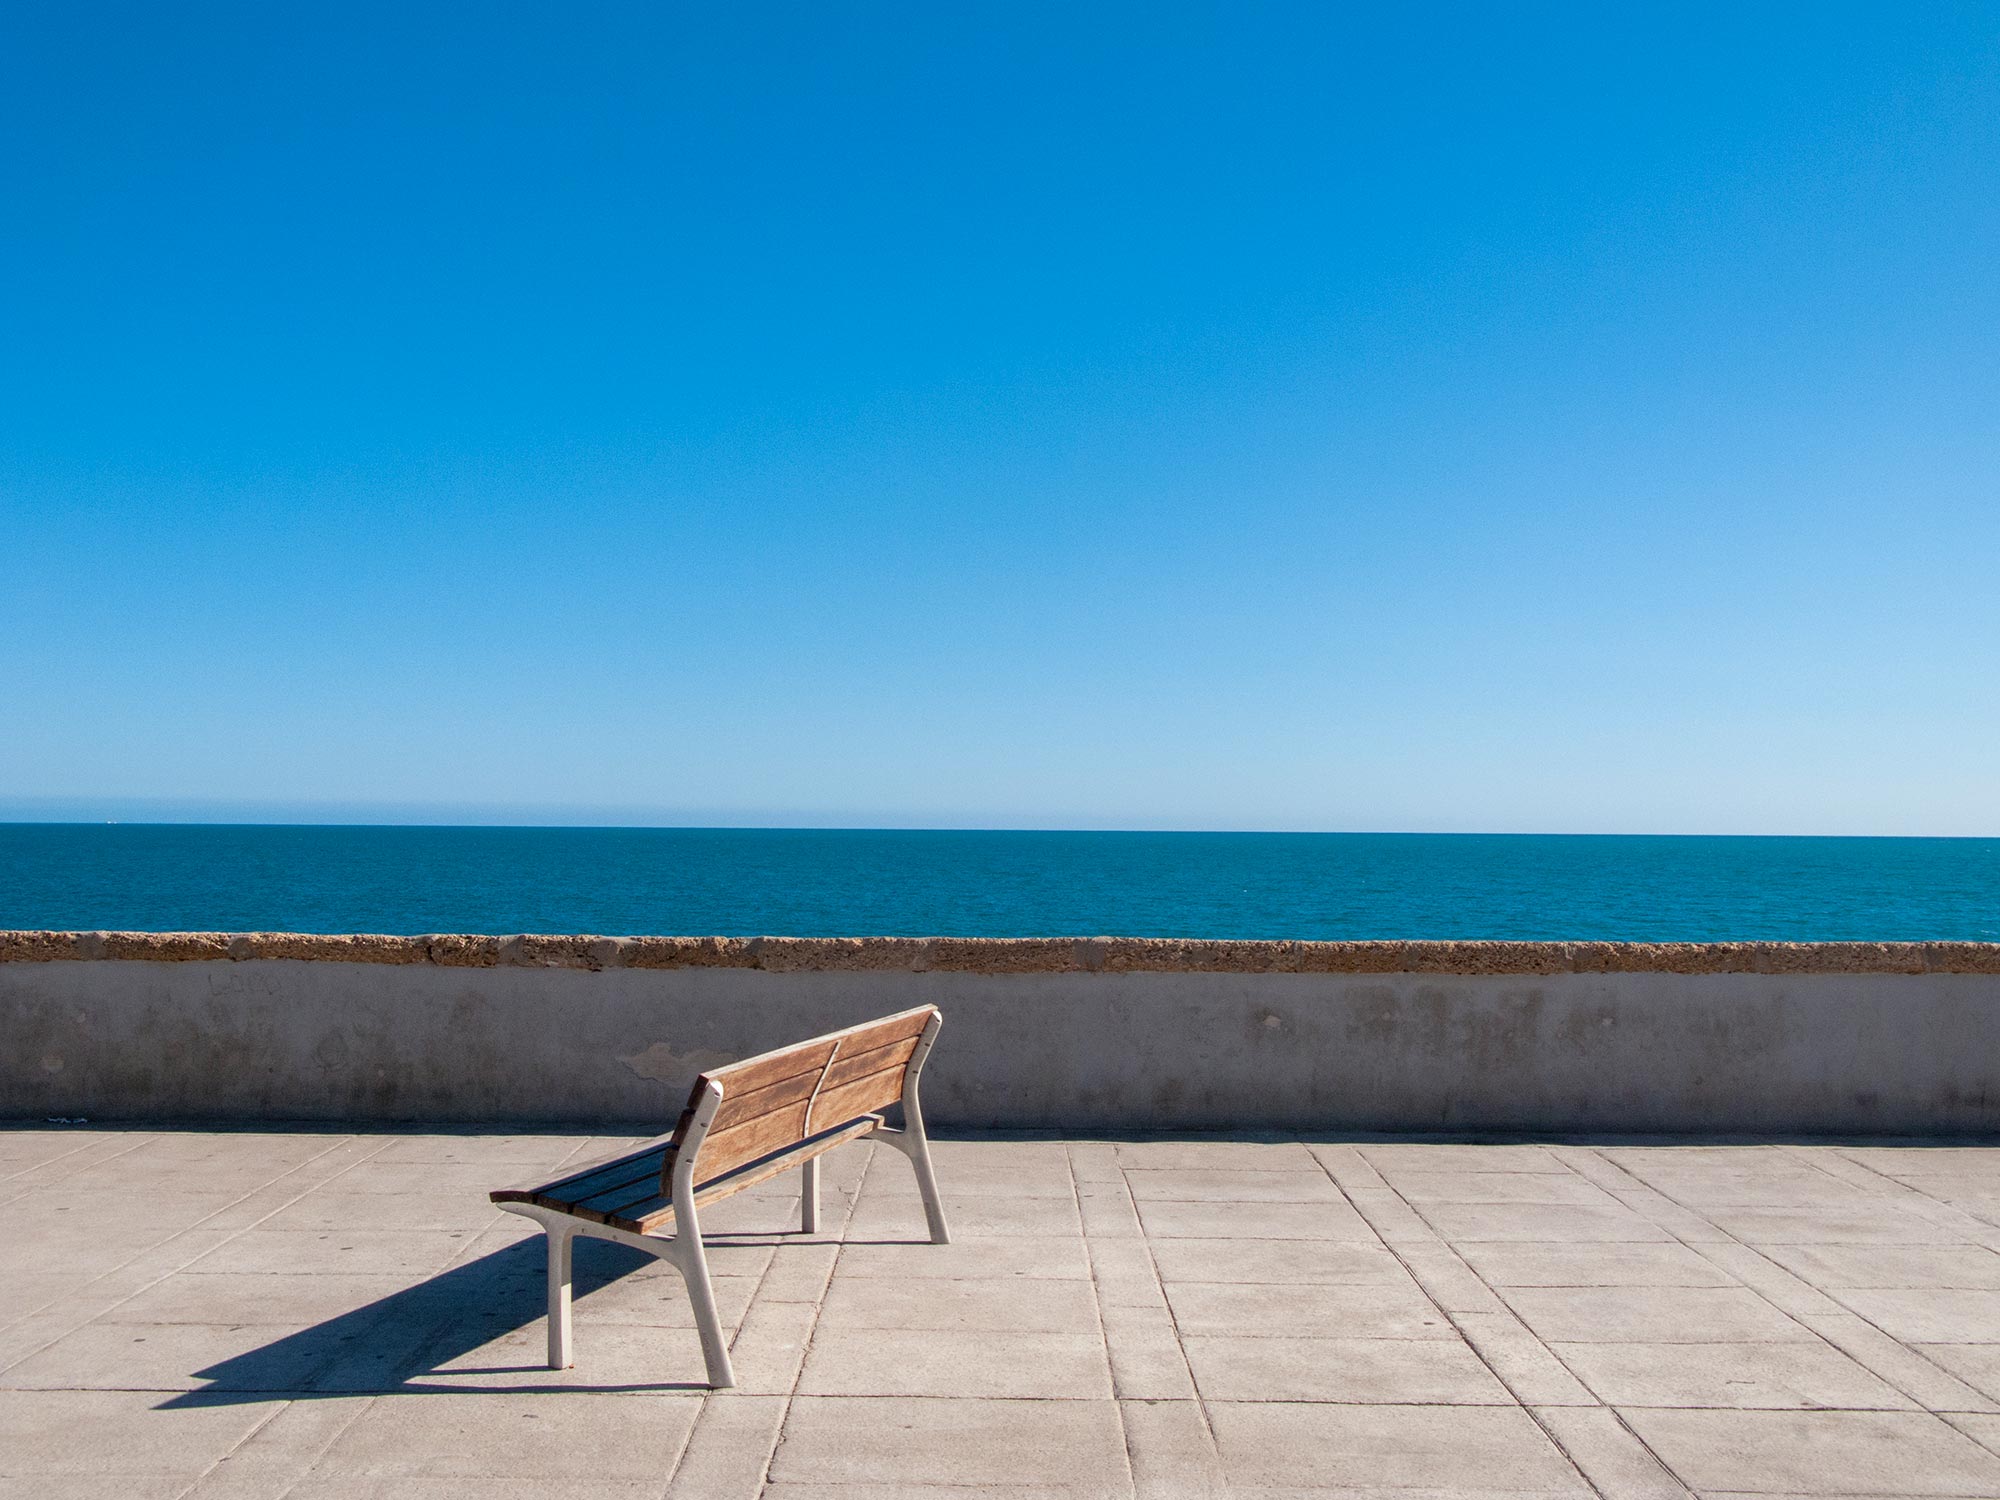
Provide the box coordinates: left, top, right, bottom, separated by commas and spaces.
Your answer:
618, 1041, 738, 1085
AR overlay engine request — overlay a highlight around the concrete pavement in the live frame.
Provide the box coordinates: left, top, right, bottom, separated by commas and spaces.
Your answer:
6, 1127, 2000, 1496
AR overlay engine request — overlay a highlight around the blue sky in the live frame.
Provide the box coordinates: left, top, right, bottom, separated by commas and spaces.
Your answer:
3, 4, 1996, 833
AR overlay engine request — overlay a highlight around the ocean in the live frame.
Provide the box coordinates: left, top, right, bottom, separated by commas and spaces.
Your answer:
0, 824, 1995, 940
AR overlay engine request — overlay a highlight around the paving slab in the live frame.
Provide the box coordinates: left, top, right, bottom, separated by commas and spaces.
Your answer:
1551, 1339, 1915, 1408
1916, 1343, 2000, 1402
1146, 1234, 1409, 1285
1114, 1138, 1322, 1171
187, 1228, 478, 1278
796, 1327, 1112, 1398
1387, 1171, 1619, 1206
1451, 1309, 1600, 1406
1500, 1284, 1816, 1344
1532, 1403, 1692, 1498
1182, 1332, 1512, 1402
1361, 1143, 1571, 1174
1205, 1399, 1590, 1491
846, 1189, 1082, 1239
1414, 1201, 1675, 1243
1164, 1277, 1456, 1339
817, 1272, 1099, 1333
767, 1395, 1129, 1492
0, 1387, 285, 1479
1831, 1287, 2000, 1343
1134, 1196, 1378, 1241
1622, 1407, 2000, 1496
1704, 1206, 1973, 1245
1117, 1397, 1224, 1498
835, 1237, 1092, 1281
1456, 1240, 1738, 1288
303, 1388, 700, 1479
1776, 1248, 2000, 1296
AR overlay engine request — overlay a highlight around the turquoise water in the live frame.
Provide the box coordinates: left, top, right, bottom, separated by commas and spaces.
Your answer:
1, 824, 1995, 940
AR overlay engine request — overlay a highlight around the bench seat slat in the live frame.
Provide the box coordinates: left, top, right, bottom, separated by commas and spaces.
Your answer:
490, 1147, 668, 1209
492, 1115, 886, 1232
564, 1174, 685, 1222
524, 1144, 674, 1203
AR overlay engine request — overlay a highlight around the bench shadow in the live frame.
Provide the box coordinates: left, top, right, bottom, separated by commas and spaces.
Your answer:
154, 1231, 942, 1407
156, 1234, 702, 1404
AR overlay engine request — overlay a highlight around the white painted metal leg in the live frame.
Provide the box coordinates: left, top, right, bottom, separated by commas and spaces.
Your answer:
545, 1222, 575, 1369
664, 1083, 738, 1390
504, 1203, 665, 1375
499, 1199, 734, 1387
877, 1125, 952, 1244
908, 1129, 951, 1245
667, 1215, 736, 1389
800, 1155, 820, 1233
889, 1016, 952, 1245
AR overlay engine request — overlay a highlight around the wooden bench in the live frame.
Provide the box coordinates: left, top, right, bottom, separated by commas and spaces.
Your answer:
490, 1005, 949, 1388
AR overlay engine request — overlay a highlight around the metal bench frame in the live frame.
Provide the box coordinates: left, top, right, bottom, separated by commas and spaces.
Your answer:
495, 1010, 949, 1389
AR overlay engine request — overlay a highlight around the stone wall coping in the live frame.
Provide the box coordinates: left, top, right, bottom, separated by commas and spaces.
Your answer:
1, 931, 1997, 974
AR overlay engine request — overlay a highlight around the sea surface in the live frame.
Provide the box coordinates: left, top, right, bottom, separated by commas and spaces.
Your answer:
1, 824, 1996, 940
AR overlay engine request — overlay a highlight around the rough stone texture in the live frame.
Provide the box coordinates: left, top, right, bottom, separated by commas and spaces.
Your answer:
7, 1129, 2000, 1497
4, 930, 1999, 972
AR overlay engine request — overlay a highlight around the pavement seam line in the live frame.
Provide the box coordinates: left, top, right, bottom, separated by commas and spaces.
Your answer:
1571, 1144, 1994, 1418
165, 1392, 292, 1500
0, 1129, 155, 1187
198, 1131, 573, 1500
0, 1131, 398, 1380
1124, 1176, 1220, 1450
1828, 1143, 2000, 1241
1340, 1147, 1690, 1500
1068, 1143, 1141, 1496
97, 1131, 440, 1500
1785, 1142, 1999, 1239
1938, 1407, 2000, 1463
0, 1134, 167, 1313
743, 1136, 874, 1497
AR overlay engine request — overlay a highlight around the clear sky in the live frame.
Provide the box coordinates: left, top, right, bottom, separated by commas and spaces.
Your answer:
2, 4, 1996, 834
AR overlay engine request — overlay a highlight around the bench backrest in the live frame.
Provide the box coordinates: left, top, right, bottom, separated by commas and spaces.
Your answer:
663, 1005, 940, 1190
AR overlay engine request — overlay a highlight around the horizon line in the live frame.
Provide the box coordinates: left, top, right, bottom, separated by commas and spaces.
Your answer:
1, 818, 1995, 841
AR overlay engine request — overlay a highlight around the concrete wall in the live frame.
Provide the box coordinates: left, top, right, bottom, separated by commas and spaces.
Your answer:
6, 934, 2000, 1132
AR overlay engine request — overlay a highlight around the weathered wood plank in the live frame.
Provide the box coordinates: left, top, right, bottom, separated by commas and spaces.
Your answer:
821, 1007, 935, 1061
698, 1102, 817, 1179
809, 1064, 905, 1131
565, 1167, 690, 1221
517, 1146, 672, 1207
709, 1066, 826, 1134
819, 1035, 920, 1094
705, 1037, 839, 1097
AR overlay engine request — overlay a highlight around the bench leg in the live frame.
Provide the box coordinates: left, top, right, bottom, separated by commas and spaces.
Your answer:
545, 1221, 575, 1369
666, 1216, 736, 1389
907, 1130, 951, 1245
800, 1155, 820, 1234
878, 1123, 951, 1245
